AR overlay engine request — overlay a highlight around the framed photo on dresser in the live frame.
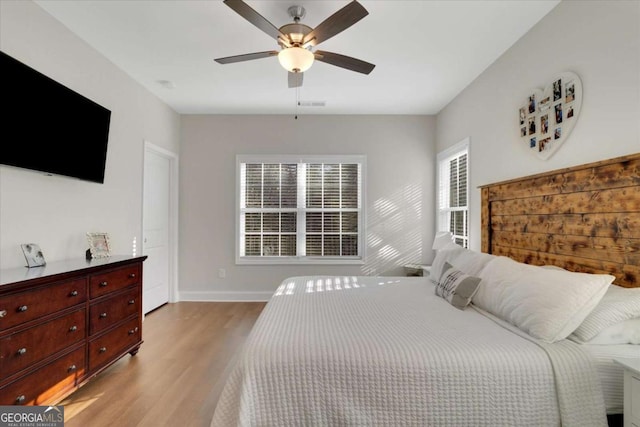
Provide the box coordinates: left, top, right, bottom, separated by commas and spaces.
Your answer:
20, 243, 46, 267
87, 232, 111, 258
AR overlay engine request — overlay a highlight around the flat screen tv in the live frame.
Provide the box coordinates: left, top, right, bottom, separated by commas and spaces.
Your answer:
0, 51, 111, 183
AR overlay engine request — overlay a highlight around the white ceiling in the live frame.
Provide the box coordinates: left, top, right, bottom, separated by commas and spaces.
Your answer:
34, 0, 560, 115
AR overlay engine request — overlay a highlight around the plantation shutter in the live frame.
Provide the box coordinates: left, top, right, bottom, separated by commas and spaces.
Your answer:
437, 140, 469, 248
305, 164, 360, 257
238, 156, 364, 263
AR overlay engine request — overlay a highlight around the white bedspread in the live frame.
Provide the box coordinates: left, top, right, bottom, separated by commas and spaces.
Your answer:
211, 276, 607, 426
581, 343, 640, 413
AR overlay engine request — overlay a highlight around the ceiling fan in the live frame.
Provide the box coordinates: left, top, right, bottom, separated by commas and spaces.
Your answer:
214, 0, 375, 88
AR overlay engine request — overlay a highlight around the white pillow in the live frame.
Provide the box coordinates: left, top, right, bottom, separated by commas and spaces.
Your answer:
430, 242, 464, 282
570, 318, 640, 345
474, 256, 614, 343
571, 285, 640, 342
430, 243, 495, 284
540, 265, 566, 271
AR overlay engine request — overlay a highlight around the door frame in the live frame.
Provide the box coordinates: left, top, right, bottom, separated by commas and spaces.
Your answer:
142, 140, 179, 304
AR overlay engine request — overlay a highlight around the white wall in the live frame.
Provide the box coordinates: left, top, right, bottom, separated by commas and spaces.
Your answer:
0, 1, 181, 269
180, 115, 435, 300
436, 0, 640, 251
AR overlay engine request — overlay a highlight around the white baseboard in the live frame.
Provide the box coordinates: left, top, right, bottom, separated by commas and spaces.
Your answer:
178, 290, 272, 302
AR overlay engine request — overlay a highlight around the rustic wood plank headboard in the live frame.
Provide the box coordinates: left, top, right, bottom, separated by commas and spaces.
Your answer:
480, 153, 640, 288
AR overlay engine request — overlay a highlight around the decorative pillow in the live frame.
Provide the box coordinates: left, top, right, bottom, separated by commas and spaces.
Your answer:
435, 262, 482, 310
474, 256, 614, 343
571, 285, 640, 342
570, 318, 640, 345
430, 244, 495, 284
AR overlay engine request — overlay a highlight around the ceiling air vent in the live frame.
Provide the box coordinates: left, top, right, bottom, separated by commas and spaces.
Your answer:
298, 101, 326, 107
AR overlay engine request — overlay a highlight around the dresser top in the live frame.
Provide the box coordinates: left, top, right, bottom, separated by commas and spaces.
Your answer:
0, 255, 147, 288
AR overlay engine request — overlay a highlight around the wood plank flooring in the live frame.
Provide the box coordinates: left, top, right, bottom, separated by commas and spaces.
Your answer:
60, 302, 265, 427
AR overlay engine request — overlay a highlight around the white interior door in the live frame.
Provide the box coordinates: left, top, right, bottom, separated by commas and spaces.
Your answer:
143, 144, 174, 314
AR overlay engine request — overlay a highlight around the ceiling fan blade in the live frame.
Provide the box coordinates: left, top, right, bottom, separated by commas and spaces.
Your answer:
215, 50, 278, 64
223, 0, 288, 44
302, 1, 368, 47
288, 72, 303, 88
314, 50, 375, 74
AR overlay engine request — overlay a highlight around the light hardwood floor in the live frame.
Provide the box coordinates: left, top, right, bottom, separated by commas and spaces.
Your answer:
60, 302, 265, 427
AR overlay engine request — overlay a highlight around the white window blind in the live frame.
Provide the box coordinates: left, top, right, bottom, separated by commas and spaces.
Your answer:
437, 140, 469, 248
237, 155, 365, 264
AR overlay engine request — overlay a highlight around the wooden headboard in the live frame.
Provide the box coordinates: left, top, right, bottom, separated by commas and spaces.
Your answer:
480, 153, 639, 288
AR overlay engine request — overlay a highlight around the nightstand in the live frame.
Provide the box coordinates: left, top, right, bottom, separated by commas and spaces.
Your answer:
404, 264, 431, 277
614, 358, 640, 427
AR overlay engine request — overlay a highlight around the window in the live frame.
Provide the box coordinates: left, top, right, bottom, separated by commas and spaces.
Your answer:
237, 155, 365, 264
437, 139, 469, 248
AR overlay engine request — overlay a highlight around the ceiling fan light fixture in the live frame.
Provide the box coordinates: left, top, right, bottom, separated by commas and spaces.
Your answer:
278, 47, 314, 73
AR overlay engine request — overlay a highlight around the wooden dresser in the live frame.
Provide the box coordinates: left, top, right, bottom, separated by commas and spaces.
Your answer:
0, 255, 147, 405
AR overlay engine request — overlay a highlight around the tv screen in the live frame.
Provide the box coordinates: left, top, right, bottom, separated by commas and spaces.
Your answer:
0, 51, 111, 183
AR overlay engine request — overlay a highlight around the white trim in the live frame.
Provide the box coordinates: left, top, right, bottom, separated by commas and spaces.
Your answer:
436, 138, 470, 247
236, 154, 367, 265
143, 140, 180, 304
179, 290, 273, 302
236, 257, 365, 266
238, 154, 365, 164
235, 156, 241, 264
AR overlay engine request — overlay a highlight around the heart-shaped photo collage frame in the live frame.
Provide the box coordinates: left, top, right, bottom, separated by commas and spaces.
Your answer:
518, 71, 582, 160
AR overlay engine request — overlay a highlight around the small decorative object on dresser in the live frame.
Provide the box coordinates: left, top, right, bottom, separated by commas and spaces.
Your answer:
614, 358, 640, 427
20, 243, 46, 268
86, 232, 111, 259
0, 255, 146, 405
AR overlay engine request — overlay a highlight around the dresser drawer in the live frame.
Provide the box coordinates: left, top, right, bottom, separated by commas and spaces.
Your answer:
89, 264, 140, 299
0, 346, 85, 405
0, 279, 86, 331
89, 286, 140, 335
0, 309, 85, 378
89, 317, 141, 371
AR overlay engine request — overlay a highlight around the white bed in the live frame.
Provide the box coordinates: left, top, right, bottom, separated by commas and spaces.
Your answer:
212, 155, 639, 427
211, 275, 609, 426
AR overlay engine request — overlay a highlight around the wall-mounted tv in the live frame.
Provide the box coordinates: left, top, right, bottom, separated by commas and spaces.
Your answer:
0, 51, 111, 184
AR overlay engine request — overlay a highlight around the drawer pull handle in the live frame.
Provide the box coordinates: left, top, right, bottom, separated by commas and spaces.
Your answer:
99, 312, 108, 319
69, 325, 78, 332
128, 299, 135, 305
68, 364, 77, 373
99, 281, 108, 287
18, 305, 28, 312
0, 309, 6, 318
128, 273, 136, 279
128, 327, 139, 335
99, 347, 107, 353
15, 395, 26, 404
70, 290, 79, 297
17, 348, 27, 356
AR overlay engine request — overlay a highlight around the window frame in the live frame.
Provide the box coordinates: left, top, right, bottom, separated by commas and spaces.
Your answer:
436, 138, 470, 248
236, 154, 366, 265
